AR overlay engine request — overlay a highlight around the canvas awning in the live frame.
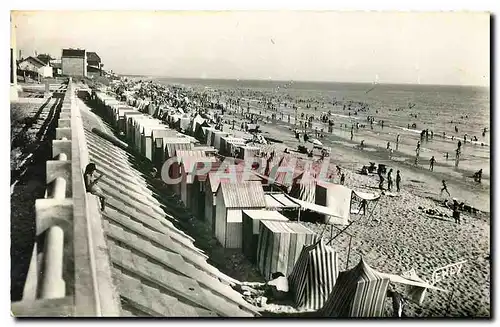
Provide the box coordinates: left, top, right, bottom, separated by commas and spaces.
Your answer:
265, 193, 300, 209
286, 195, 347, 225
378, 272, 447, 292
353, 190, 381, 201
272, 193, 300, 208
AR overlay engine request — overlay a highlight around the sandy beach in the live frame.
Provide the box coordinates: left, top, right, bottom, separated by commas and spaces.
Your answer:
110, 76, 491, 317
205, 87, 491, 317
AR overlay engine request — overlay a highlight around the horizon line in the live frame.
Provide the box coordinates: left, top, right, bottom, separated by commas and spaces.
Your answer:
118, 74, 489, 88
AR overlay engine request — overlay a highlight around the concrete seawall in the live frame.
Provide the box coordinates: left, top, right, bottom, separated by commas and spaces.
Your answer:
11, 82, 259, 317
11, 80, 121, 317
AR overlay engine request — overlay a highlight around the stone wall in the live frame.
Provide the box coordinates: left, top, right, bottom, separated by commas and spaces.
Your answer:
62, 57, 86, 77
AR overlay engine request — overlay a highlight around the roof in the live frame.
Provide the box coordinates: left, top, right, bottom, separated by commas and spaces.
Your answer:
20, 56, 47, 68
82, 121, 259, 317
260, 220, 316, 235
218, 181, 266, 209
36, 54, 52, 65
242, 209, 289, 222
208, 170, 262, 193
62, 48, 86, 58
165, 140, 193, 158
86, 51, 101, 62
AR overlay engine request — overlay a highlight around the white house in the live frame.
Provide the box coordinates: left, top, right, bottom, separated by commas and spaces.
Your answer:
18, 56, 53, 78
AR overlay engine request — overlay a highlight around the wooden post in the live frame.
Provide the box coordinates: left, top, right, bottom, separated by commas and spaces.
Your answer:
346, 235, 352, 270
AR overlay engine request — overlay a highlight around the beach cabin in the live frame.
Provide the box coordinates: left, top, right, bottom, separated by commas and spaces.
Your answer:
130, 115, 152, 150
179, 116, 191, 133
141, 124, 170, 160
140, 121, 167, 158
220, 136, 247, 157
133, 117, 157, 154
123, 111, 143, 141
215, 181, 267, 249
256, 220, 317, 280
192, 116, 209, 141
151, 127, 178, 168
241, 209, 289, 263
190, 114, 205, 134
204, 127, 216, 146
191, 161, 222, 219
192, 145, 218, 157
212, 131, 229, 151
178, 150, 217, 208
240, 145, 261, 160
205, 170, 265, 233
114, 106, 138, 134
163, 138, 194, 194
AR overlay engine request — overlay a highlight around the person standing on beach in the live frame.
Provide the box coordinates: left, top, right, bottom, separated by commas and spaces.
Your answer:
452, 199, 461, 224
387, 169, 393, 191
340, 173, 345, 185
350, 128, 354, 141
440, 180, 451, 197
429, 156, 436, 171
396, 170, 401, 192
387, 142, 390, 150
455, 147, 461, 167
378, 168, 385, 190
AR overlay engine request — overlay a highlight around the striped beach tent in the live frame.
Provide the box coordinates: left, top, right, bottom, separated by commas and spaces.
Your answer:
288, 241, 340, 310
289, 170, 316, 203
320, 257, 390, 317
256, 221, 317, 280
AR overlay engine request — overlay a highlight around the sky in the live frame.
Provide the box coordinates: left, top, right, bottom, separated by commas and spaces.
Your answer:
12, 11, 490, 86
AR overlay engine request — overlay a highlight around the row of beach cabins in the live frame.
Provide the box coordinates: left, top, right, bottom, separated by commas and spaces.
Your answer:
84, 86, 446, 317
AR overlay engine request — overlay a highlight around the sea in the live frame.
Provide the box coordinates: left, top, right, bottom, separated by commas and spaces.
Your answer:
154, 77, 490, 176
